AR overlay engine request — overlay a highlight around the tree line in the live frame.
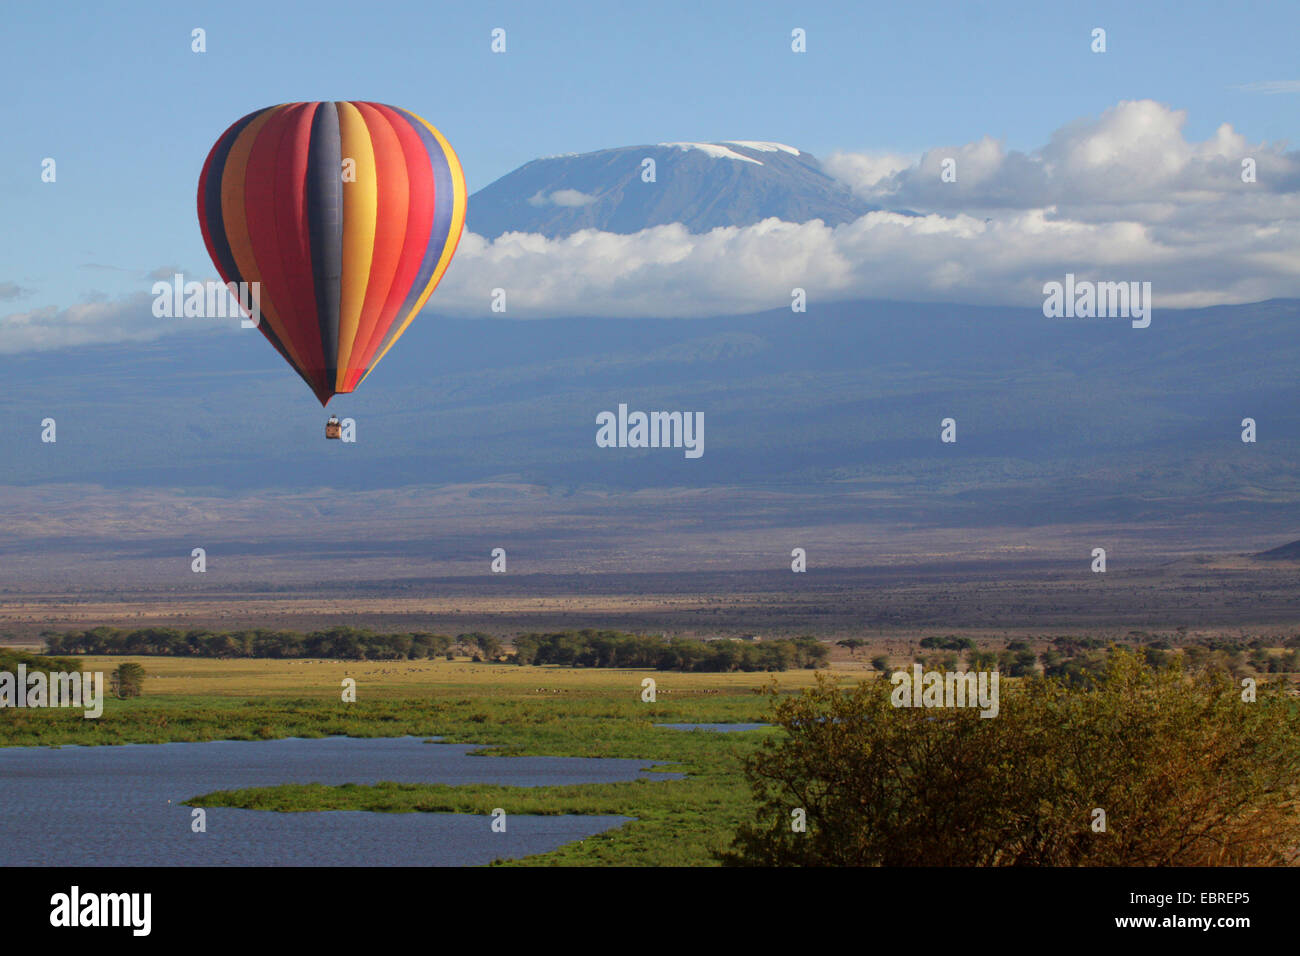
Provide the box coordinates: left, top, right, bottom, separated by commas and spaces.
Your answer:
42, 627, 462, 661
512, 630, 830, 671
39, 626, 831, 670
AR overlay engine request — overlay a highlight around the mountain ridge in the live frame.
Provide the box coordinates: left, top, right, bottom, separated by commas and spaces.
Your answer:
3, 298, 1298, 538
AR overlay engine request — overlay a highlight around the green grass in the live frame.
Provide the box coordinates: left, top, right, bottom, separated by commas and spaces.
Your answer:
0, 658, 811, 865
0, 692, 773, 747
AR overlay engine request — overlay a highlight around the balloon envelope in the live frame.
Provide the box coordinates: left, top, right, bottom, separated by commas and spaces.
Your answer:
197, 102, 466, 405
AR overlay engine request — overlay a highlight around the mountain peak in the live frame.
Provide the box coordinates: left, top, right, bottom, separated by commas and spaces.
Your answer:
467, 141, 879, 239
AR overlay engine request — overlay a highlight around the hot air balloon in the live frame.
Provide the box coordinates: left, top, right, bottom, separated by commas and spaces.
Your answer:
197, 102, 466, 417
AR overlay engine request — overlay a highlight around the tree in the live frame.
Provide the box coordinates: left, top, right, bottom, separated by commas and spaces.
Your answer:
111, 663, 146, 699
791, 637, 830, 669
511, 634, 541, 665
996, 648, 1038, 677
836, 639, 866, 659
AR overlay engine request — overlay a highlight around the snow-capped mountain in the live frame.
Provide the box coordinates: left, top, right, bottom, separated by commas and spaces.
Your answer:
466, 141, 881, 238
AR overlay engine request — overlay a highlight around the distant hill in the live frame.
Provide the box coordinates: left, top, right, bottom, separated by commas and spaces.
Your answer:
1256, 540, 1300, 560
3, 298, 1299, 533
466, 141, 883, 238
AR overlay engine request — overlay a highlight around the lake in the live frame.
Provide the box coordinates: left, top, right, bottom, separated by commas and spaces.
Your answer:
0, 735, 679, 866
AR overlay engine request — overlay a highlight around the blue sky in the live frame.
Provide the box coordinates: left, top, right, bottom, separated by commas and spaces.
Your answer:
2, 0, 1298, 318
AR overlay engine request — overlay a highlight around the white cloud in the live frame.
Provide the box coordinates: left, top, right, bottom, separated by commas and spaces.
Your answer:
527, 188, 597, 208
832, 100, 1300, 218
823, 151, 917, 189
0, 288, 232, 354
549, 188, 597, 207
433, 202, 1300, 317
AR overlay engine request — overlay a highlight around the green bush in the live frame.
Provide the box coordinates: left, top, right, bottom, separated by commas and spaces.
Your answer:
722, 648, 1300, 866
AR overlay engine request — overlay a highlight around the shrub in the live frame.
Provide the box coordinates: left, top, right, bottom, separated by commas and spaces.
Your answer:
721, 648, 1300, 866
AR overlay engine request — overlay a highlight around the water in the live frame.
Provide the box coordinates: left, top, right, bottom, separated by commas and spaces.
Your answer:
0, 736, 680, 866
655, 723, 768, 732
